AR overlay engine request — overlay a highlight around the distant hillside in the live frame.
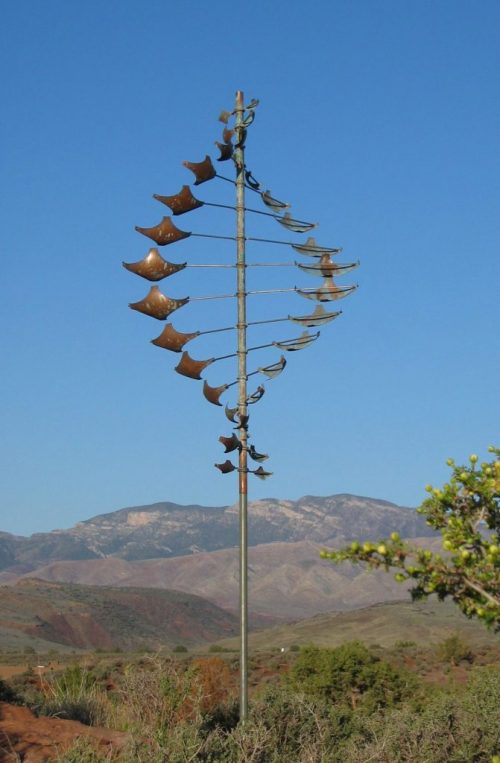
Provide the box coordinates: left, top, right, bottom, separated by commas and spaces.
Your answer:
0, 494, 434, 574
216, 599, 500, 651
8, 538, 443, 621
0, 579, 238, 651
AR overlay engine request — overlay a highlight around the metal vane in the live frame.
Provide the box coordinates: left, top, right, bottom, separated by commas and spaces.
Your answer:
297, 279, 358, 302
292, 236, 343, 256
182, 155, 217, 185
296, 257, 359, 278
129, 286, 189, 320
276, 212, 316, 233
153, 186, 204, 216
123, 249, 187, 281
135, 217, 191, 246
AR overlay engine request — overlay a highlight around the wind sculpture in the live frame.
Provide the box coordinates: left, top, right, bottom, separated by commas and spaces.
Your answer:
123, 91, 359, 721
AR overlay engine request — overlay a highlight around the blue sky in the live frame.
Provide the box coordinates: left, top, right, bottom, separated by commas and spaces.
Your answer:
1, 0, 499, 535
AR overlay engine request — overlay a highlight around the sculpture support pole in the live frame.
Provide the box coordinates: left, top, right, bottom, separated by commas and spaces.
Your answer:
235, 89, 248, 723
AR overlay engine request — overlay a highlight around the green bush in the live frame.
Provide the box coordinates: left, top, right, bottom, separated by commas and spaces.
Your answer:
287, 642, 417, 711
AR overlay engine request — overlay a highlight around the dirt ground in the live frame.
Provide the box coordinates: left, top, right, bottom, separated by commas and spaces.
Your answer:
0, 703, 127, 762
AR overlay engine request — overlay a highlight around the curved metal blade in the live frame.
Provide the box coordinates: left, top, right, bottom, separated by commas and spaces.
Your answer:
153, 186, 204, 216
252, 466, 273, 480
182, 155, 216, 185
245, 98, 260, 110
203, 380, 228, 406
151, 323, 199, 353
222, 127, 234, 144
123, 249, 187, 282
292, 236, 343, 257
245, 170, 260, 190
219, 110, 231, 124
215, 460, 236, 474
129, 286, 189, 320
225, 403, 239, 423
273, 331, 319, 352
276, 212, 316, 233
219, 433, 242, 453
135, 217, 191, 247
175, 351, 214, 380
215, 141, 233, 161
241, 110, 255, 128
288, 305, 341, 327
246, 385, 265, 405
248, 445, 269, 463
259, 355, 287, 379
297, 279, 357, 303
296, 257, 360, 278
261, 189, 290, 213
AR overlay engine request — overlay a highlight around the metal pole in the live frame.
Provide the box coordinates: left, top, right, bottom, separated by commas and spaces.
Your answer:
235, 89, 248, 723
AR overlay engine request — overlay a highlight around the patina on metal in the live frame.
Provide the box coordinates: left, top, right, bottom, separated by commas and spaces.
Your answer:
123, 249, 187, 281
129, 286, 189, 320
151, 323, 200, 352
175, 351, 214, 380
182, 155, 217, 185
135, 217, 191, 246
153, 186, 204, 216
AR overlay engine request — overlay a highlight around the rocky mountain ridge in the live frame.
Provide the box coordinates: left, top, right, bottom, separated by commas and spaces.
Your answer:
0, 494, 434, 574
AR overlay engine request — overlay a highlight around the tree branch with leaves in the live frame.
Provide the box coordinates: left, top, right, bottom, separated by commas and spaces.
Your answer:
321, 448, 500, 630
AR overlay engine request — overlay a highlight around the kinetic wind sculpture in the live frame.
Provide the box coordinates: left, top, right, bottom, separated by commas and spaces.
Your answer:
124, 91, 359, 721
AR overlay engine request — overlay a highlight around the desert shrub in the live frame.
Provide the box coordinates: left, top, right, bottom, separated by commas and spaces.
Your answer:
287, 642, 417, 711
208, 644, 232, 653
437, 634, 473, 665
32, 664, 108, 726
54, 736, 114, 762
0, 677, 19, 703
343, 666, 500, 762
173, 644, 188, 653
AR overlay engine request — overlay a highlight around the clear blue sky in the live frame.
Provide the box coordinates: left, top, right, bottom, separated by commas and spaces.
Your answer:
1, 1, 499, 536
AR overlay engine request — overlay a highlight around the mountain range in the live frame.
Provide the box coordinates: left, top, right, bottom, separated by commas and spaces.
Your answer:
0, 493, 433, 575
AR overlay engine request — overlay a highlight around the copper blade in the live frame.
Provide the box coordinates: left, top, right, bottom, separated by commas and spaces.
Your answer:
252, 466, 273, 480
151, 323, 199, 352
235, 413, 250, 430
288, 305, 341, 327
175, 351, 214, 380
123, 248, 187, 282
292, 236, 342, 257
182, 155, 216, 185
215, 459, 236, 474
135, 217, 191, 246
215, 141, 233, 161
203, 380, 228, 406
276, 212, 316, 233
219, 433, 241, 453
222, 127, 234, 143
129, 286, 189, 320
153, 186, 204, 216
